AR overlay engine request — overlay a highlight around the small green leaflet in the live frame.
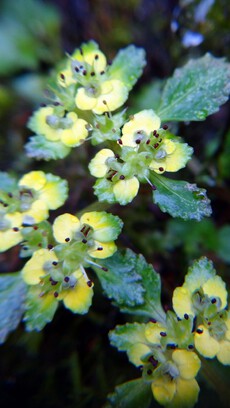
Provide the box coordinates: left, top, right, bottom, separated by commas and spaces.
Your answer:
151, 174, 212, 221
157, 53, 230, 122
0, 272, 27, 344
93, 249, 165, 322
108, 45, 146, 91
25, 135, 70, 160
105, 378, 152, 408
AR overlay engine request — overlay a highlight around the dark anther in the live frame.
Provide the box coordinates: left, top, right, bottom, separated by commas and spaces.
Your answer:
208, 322, 211, 326
64, 276, 70, 283
47, 244, 53, 250
118, 139, 123, 145
163, 124, 168, 130
8, 193, 13, 198
65, 237, 70, 242
119, 175, 125, 180
3, 203, 8, 208
95, 54, 99, 60
102, 267, 108, 272
52, 261, 58, 266
154, 143, 159, 149
100, 70, 105, 75
160, 332, 167, 337
12, 227, 19, 232
167, 343, 177, 349
151, 184, 157, 191
159, 167, 164, 172
75, 67, 80, 72
23, 246, 29, 250
146, 139, 150, 144
184, 313, 189, 320
188, 344, 194, 349
211, 298, 217, 304
50, 279, 58, 286
87, 280, 93, 287
33, 226, 38, 230
38, 243, 42, 247
97, 247, 103, 251
60, 73, 65, 80
82, 238, 87, 244
53, 102, 60, 106
196, 328, 203, 334
135, 139, 141, 144
149, 318, 157, 323
148, 356, 158, 367
54, 292, 59, 298
40, 103, 47, 107
82, 70, 87, 76
147, 369, 152, 375
79, 47, 83, 55
156, 133, 160, 138
153, 130, 157, 136
102, 100, 107, 105
91, 72, 95, 76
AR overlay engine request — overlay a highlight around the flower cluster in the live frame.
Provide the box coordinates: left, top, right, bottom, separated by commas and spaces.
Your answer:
22, 211, 123, 314
110, 258, 229, 407
0, 171, 68, 252
89, 110, 193, 205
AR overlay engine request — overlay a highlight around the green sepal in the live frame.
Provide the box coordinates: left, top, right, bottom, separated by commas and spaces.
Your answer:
151, 174, 212, 220
0, 272, 27, 344
23, 286, 58, 331
106, 378, 152, 408
25, 134, 71, 160
157, 53, 230, 122
91, 109, 126, 145
108, 45, 146, 91
163, 311, 194, 349
94, 249, 165, 322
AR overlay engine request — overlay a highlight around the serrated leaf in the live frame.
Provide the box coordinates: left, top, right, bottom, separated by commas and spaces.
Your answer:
25, 134, 70, 160
108, 45, 146, 91
106, 378, 152, 408
23, 286, 58, 331
0, 272, 27, 344
151, 174, 212, 220
94, 249, 165, 322
157, 53, 230, 121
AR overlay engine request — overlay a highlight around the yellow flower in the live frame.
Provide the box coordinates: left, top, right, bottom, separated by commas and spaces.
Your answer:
28, 106, 88, 147
18, 171, 68, 225
121, 110, 161, 147
149, 139, 192, 174
53, 211, 121, 260
58, 269, 93, 314
151, 350, 200, 408
89, 149, 115, 178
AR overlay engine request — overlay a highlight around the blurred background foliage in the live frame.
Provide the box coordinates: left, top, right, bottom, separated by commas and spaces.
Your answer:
0, 0, 230, 407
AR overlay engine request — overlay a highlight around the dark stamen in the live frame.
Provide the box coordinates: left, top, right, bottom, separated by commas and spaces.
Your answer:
160, 332, 167, 337
184, 313, 189, 320
163, 124, 168, 130
65, 237, 70, 242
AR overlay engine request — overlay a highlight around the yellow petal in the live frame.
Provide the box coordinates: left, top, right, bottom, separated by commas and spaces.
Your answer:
0, 212, 23, 252
113, 177, 139, 205
172, 287, 194, 319
128, 343, 150, 366
53, 213, 80, 243
163, 141, 193, 172
194, 325, 220, 358
60, 117, 88, 147
62, 271, 93, 314
122, 110, 161, 146
151, 376, 176, 405
75, 87, 97, 110
72, 49, 106, 73
38, 179, 67, 210
93, 80, 128, 114
89, 149, 115, 177
172, 350, 201, 380
22, 249, 58, 285
217, 340, 230, 365
169, 378, 200, 408
145, 322, 167, 344
22, 199, 48, 224
19, 171, 46, 191
202, 275, 227, 309
28, 107, 59, 141
88, 240, 117, 259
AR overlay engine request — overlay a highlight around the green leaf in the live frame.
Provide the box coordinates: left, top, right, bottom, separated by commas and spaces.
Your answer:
108, 45, 146, 91
23, 286, 58, 331
94, 249, 165, 322
25, 135, 70, 160
0, 272, 27, 344
157, 53, 230, 121
151, 174, 212, 220
106, 378, 152, 408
